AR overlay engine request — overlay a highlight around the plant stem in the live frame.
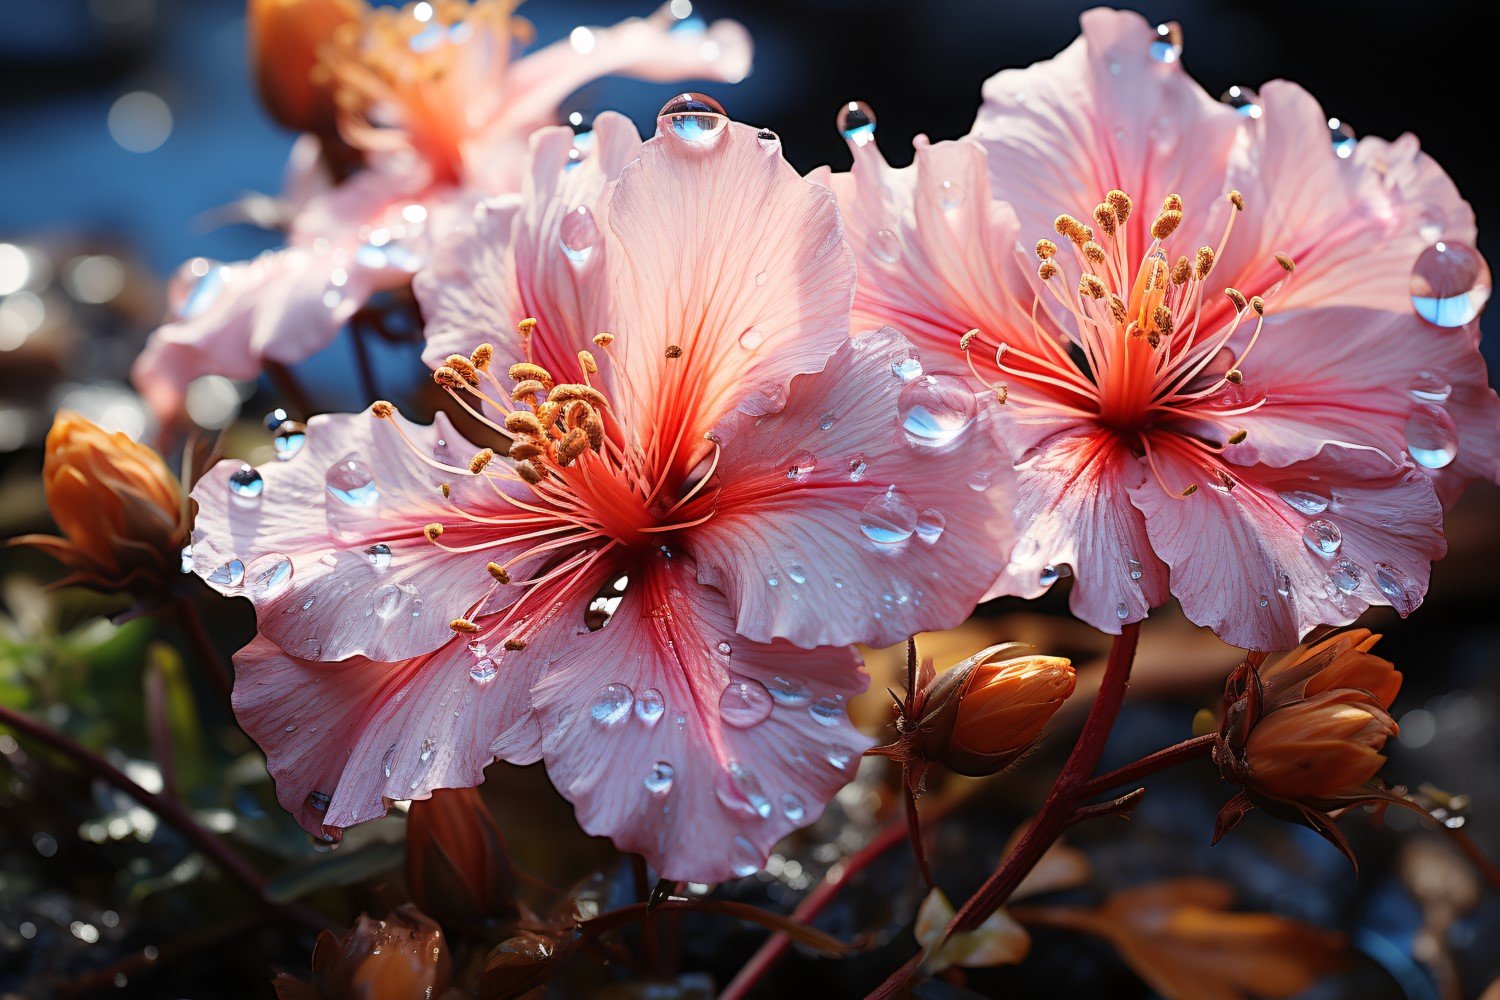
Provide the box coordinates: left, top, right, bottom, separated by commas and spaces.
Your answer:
1075, 733, 1215, 800
349, 314, 381, 404
172, 598, 234, 703
904, 783, 934, 889
867, 622, 1142, 998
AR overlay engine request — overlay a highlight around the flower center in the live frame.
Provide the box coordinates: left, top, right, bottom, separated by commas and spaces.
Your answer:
962, 188, 1295, 496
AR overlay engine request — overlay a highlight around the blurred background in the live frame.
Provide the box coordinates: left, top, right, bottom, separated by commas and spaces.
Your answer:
2, 1, 1498, 997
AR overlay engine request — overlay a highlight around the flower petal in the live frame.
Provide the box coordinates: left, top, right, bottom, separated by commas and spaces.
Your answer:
526, 550, 870, 882
190, 407, 528, 662
1130, 440, 1446, 650
688, 327, 1014, 648
606, 120, 856, 446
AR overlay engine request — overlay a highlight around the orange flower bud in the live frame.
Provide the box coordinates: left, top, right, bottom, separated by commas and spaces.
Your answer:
1244, 688, 1397, 801
11, 411, 188, 599
248, 0, 362, 134
274, 905, 450, 1000
406, 787, 518, 931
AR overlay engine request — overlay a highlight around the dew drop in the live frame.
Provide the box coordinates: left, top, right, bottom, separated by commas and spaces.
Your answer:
559, 205, 600, 264
937, 179, 964, 210
645, 761, 674, 795
264, 408, 289, 431
306, 791, 331, 813
1039, 564, 1070, 587
756, 129, 779, 150
819, 411, 836, 431
781, 793, 806, 822
1329, 558, 1362, 594
890, 356, 923, 381
1257, 595, 1270, 608
716, 641, 732, 656
826, 747, 852, 770
915, 507, 946, 544
786, 450, 816, 481
836, 100, 876, 146
1328, 117, 1356, 159
859, 487, 917, 544
1408, 370, 1452, 403
768, 676, 810, 705
247, 553, 294, 600
1405, 404, 1459, 469
1410, 241, 1491, 327
722, 761, 772, 818
179, 545, 193, 574
207, 558, 245, 588
1115, 602, 1129, 620
590, 683, 633, 726
228, 464, 264, 499
738, 326, 766, 350
1220, 85, 1262, 119
1302, 518, 1343, 557
658, 92, 727, 142
1276, 571, 1293, 598
787, 563, 807, 584
1127, 558, 1143, 581
635, 688, 665, 725
273, 422, 307, 460
847, 456, 868, 482
364, 543, 392, 569
1149, 21, 1183, 63
1374, 562, 1420, 616
469, 658, 497, 684
809, 695, 844, 726
325, 456, 379, 507
730, 835, 760, 877
898, 373, 977, 448
1279, 490, 1329, 516
869, 228, 901, 264
720, 677, 774, 728
967, 469, 992, 492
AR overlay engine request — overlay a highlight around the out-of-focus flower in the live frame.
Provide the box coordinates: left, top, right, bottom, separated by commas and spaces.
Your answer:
272, 905, 451, 1000
188, 112, 1014, 881
821, 8, 1498, 650
915, 887, 1029, 971
406, 786, 517, 931
872, 643, 1074, 783
1013, 879, 1348, 1000
1212, 629, 1402, 859
134, 1, 753, 426
248, 0, 361, 135
9, 411, 188, 608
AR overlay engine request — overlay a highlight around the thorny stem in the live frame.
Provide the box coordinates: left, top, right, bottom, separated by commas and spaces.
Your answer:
867, 622, 1142, 998
172, 598, 233, 703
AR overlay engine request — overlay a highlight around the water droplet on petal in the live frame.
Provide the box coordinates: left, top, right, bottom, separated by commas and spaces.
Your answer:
890, 356, 922, 381
1417, 204, 1445, 243
325, 456, 379, 506
738, 326, 766, 350
1375, 562, 1420, 616
264, 408, 289, 431
179, 545, 193, 574
306, 790, 331, 813
1329, 558, 1362, 594
720, 677, 774, 728
1279, 490, 1329, 516
591, 683, 634, 726
1257, 595, 1269, 608
1149, 21, 1183, 63
1115, 601, 1129, 620
635, 688, 665, 725
756, 128, 779, 150
968, 469, 992, 492
898, 373, 977, 448
559, 205, 600, 264
1040, 564, 1070, 587
937, 179, 964, 210
1220, 85, 1262, 118
645, 761, 674, 795
469, 657, 497, 684
658, 92, 727, 142
247, 553, 293, 600
915, 508, 946, 544
716, 641, 732, 656
787, 563, 807, 584
721, 761, 772, 818
819, 411, 836, 431
860, 487, 917, 544
1410, 241, 1491, 327
836, 100, 876, 146
847, 456, 868, 482
364, 543, 392, 569
1328, 117, 1356, 158
1303, 518, 1343, 557
809, 695, 844, 726
1405, 404, 1459, 469
786, 450, 816, 481
207, 558, 245, 588
272, 422, 307, 460
781, 793, 806, 822
730, 835, 760, 877
1276, 572, 1293, 598
228, 464, 264, 499
870, 228, 901, 264
768, 676, 810, 705
1127, 558, 1143, 581
1408, 370, 1452, 403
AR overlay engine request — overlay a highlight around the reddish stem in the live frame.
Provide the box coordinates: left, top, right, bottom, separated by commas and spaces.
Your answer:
904, 782, 934, 889
867, 622, 1142, 998
1075, 733, 1215, 800
173, 598, 234, 703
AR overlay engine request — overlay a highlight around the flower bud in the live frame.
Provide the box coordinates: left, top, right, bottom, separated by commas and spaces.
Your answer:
275, 905, 450, 1000
248, 0, 361, 134
917, 644, 1075, 777
406, 787, 518, 931
1243, 688, 1397, 801
11, 411, 188, 601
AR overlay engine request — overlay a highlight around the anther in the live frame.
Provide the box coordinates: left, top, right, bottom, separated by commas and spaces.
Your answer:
1195, 246, 1215, 279
592, 332, 616, 348
1274, 252, 1296, 272
1106, 189, 1133, 222
371, 400, 395, 418
535, 402, 561, 427
665, 344, 683, 359
450, 618, 479, 634
511, 378, 545, 404
445, 355, 480, 386
1214, 469, 1236, 491
1146, 330, 1162, 348
993, 383, 1009, 404
424, 522, 444, 541
1225, 369, 1244, 384
1228, 429, 1248, 445
1227, 190, 1245, 211
959, 329, 979, 351
1249, 295, 1265, 315
1078, 274, 1107, 299
1054, 214, 1092, 247
469, 449, 494, 474
1171, 256, 1190, 285
1162, 193, 1183, 212
1108, 294, 1127, 323
549, 383, 607, 408
516, 460, 543, 485
1038, 260, 1060, 281
1151, 210, 1182, 241
1152, 305, 1174, 336
503, 639, 527, 651
1082, 241, 1106, 264
1092, 203, 1117, 237
1180, 484, 1199, 497
504, 412, 544, 436
433, 366, 465, 390
1224, 288, 1247, 310
509, 440, 544, 461
556, 427, 589, 466
1035, 238, 1059, 260
440, 483, 451, 498
470, 343, 494, 370
487, 562, 511, 584
578, 349, 598, 374
517, 317, 538, 337
508, 362, 553, 386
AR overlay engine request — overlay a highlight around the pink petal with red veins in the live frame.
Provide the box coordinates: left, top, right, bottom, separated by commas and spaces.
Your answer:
689, 327, 1014, 649
1130, 441, 1446, 651
1210, 306, 1500, 502
190, 407, 530, 663
969, 8, 1241, 253
526, 550, 869, 883
606, 120, 856, 449
416, 112, 644, 381
488, 6, 752, 143
986, 430, 1169, 635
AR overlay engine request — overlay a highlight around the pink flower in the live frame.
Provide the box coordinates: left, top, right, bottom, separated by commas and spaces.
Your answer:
133, 1, 752, 426
188, 111, 1014, 880
823, 9, 1498, 650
